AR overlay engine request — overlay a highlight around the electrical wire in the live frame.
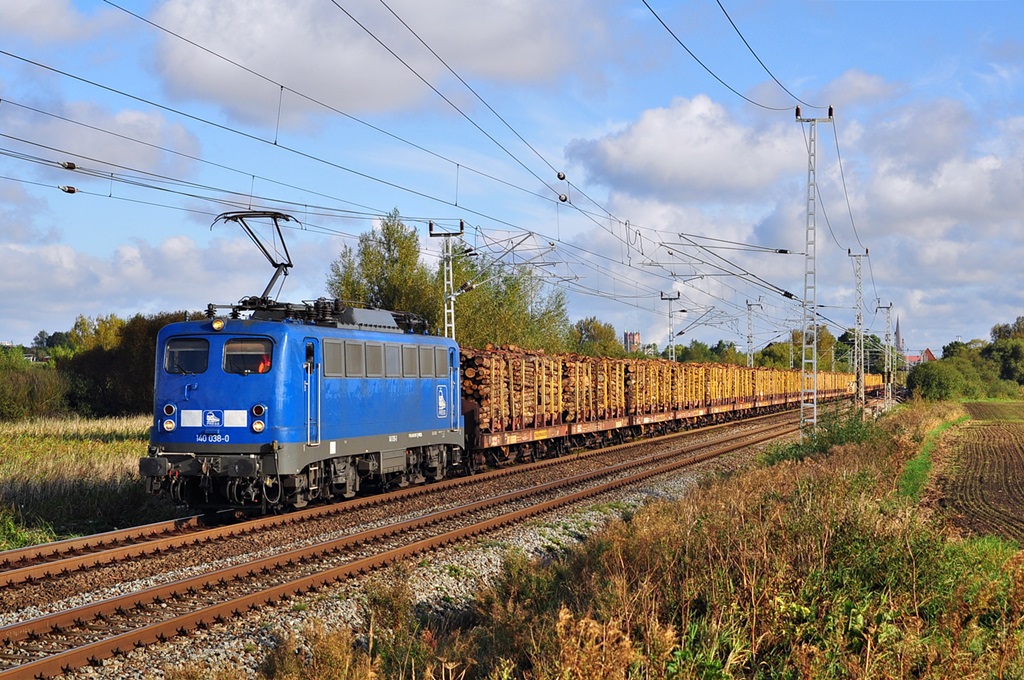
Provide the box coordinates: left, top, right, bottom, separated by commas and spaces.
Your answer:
0, 17, 878, 347
830, 115, 868, 251
324, 0, 563, 201
91, 4, 808, 315
714, 0, 825, 109
375, 0, 560, 176
640, 0, 792, 112
100, 1, 565, 208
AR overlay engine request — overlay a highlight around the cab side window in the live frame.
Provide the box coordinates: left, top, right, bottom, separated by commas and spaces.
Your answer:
224, 338, 273, 375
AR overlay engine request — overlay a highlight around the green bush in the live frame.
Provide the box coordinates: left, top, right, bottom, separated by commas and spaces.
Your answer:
0, 363, 67, 421
908, 360, 968, 400
760, 405, 881, 465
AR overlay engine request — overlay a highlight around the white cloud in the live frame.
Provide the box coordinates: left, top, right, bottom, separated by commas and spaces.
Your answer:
1, 101, 201, 185
565, 95, 803, 201
817, 69, 903, 110
151, 0, 611, 125
0, 0, 122, 43
0, 231, 343, 345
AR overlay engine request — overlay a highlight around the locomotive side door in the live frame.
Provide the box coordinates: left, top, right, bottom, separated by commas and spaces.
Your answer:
304, 339, 321, 446
448, 347, 460, 431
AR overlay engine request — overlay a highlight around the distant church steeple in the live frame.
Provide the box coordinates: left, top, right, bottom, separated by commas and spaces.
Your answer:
894, 316, 903, 354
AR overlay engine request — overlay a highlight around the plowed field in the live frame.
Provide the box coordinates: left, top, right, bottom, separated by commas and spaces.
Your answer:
941, 402, 1024, 545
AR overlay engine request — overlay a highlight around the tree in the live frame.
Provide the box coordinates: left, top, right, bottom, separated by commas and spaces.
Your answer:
0, 345, 65, 420
907, 360, 968, 400
68, 314, 126, 351
983, 338, 1024, 384
445, 255, 569, 352
710, 340, 745, 366
325, 213, 570, 352
991, 317, 1024, 341
942, 340, 969, 359
676, 340, 713, 363
63, 311, 189, 416
758, 342, 793, 369
325, 209, 440, 327
568, 317, 623, 357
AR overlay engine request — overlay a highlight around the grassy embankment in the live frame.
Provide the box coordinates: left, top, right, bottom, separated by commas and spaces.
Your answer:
168, 399, 1024, 679
0, 415, 183, 548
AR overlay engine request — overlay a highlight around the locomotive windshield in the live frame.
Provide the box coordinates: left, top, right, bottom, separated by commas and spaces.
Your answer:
224, 338, 273, 375
164, 338, 209, 374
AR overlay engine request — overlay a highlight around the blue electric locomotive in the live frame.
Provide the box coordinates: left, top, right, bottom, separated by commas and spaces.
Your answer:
139, 212, 466, 511
140, 297, 466, 510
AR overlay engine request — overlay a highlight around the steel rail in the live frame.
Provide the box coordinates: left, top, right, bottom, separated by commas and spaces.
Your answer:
0, 412, 797, 589
0, 421, 796, 678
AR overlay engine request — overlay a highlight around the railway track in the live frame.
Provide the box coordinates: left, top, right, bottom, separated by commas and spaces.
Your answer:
0, 412, 797, 594
0, 415, 797, 678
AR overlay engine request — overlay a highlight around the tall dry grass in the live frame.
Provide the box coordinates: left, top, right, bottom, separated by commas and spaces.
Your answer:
463, 402, 1024, 678
0, 415, 183, 544
166, 402, 1024, 679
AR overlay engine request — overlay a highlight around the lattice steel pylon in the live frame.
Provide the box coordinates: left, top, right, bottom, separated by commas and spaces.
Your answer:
661, 292, 681, 361
746, 299, 762, 368
796, 105, 833, 437
879, 301, 893, 411
850, 249, 868, 404
429, 220, 464, 341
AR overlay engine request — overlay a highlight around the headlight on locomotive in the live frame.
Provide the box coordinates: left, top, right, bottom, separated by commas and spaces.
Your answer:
252, 420, 265, 433
162, 419, 176, 432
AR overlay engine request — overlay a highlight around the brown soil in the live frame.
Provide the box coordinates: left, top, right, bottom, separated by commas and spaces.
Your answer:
940, 402, 1024, 545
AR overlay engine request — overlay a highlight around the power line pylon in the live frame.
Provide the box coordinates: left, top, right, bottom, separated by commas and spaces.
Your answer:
661, 292, 681, 361
429, 220, 464, 341
849, 248, 868, 405
796, 105, 833, 437
878, 300, 894, 412
746, 299, 762, 368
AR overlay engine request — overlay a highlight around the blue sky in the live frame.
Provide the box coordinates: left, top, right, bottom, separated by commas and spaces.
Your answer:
2, 0, 1023, 358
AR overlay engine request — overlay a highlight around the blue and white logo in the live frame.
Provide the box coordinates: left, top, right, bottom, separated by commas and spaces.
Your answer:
203, 410, 223, 427
436, 385, 448, 419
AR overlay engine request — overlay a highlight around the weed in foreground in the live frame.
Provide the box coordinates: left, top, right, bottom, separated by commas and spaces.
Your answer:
0, 505, 56, 550
259, 622, 377, 680
228, 401, 1024, 678
460, 401, 1024, 678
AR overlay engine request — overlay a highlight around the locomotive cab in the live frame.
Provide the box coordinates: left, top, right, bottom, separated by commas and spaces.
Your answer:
141, 319, 288, 509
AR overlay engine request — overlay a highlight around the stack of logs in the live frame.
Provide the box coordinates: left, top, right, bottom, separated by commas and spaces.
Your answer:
461, 346, 633, 433
460, 346, 744, 432
461, 345, 562, 433
563, 354, 626, 423
460, 345, 858, 434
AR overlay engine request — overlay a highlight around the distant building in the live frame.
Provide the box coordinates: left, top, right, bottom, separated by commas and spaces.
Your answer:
623, 331, 642, 354
904, 348, 936, 367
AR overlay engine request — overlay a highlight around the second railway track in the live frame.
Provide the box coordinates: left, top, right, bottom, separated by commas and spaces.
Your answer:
0, 414, 799, 678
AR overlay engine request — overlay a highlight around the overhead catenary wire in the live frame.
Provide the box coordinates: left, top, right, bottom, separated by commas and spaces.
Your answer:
0, 13, 879, 348
99, 1, 569, 208
714, 0, 825, 109
54, 7, 815, 323
323, 0, 564, 201
375, 0, 559, 177
640, 0, 792, 112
